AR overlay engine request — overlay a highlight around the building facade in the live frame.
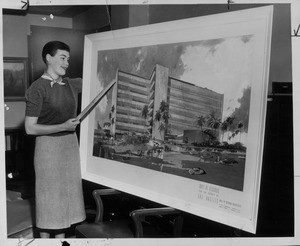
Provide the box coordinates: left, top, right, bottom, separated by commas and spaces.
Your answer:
110, 64, 224, 141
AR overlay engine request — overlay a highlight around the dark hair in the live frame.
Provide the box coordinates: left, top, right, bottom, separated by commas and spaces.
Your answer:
42, 41, 70, 64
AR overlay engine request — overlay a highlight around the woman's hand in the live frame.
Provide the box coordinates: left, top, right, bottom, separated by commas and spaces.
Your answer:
61, 118, 80, 132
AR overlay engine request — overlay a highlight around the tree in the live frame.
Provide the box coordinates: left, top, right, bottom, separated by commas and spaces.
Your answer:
141, 104, 149, 134
154, 110, 161, 122
141, 105, 148, 119
206, 111, 221, 140
158, 122, 166, 139
230, 86, 251, 132
237, 121, 244, 142
220, 121, 228, 142
197, 115, 206, 130
154, 100, 170, 140
229, 121, 244, 143
229, 132, 235, 142
162, 110, 169, 124
224, 116, 235, 142
203, 129, 216, 142
148, 118, 153, 135
109, 105, 115, 134
234, 129, 240, 142
196, 115, 206, 142
111, 105, 115, 113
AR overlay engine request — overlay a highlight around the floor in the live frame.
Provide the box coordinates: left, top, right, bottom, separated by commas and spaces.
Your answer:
6, 173, 96, 238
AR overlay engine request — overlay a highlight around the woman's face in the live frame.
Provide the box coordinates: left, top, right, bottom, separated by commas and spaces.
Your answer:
46, 49, 70, 77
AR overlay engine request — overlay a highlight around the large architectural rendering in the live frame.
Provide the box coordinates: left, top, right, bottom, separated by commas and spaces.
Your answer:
79, 6, 273, 233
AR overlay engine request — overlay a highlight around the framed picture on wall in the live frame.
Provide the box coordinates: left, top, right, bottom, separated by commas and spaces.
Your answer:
3, 57, 28, 101
79, 6, 273, 233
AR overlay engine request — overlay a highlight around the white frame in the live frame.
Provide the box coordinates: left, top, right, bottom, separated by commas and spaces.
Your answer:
80, 6, 273, 233
1, 1, 299, 246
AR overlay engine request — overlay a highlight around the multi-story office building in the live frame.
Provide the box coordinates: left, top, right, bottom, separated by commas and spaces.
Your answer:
110, 64, 224, 141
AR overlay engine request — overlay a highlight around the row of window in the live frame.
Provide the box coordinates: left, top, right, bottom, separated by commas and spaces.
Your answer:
169, 98, 222, 118
118, 74, 149, 89
116, 115, 145, 126
118, 81, 149, 96
117, 98, 146, 109
170, 90, 223, 109
117, 107, 143, 118
118, 91, 148, 104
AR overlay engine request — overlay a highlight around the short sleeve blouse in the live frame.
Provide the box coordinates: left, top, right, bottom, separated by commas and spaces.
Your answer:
25, 77, 82, 126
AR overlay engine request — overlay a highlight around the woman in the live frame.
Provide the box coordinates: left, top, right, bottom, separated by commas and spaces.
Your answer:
25, 41, 86, 238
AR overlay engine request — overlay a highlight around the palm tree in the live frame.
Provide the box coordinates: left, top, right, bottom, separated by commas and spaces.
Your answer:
154, 110, 161, 122
148, 118, 153, 135
197, 115, 206, 130
109, 105, 116, 134
154, 100, 170, 140
141, 105, 148, 119
111, 117, 115, 126
206, 111, 216, 125
210, 119, 221, 137
158, 122, 166, 139
225, 116, 235, 142
111, 105, 115, 113
206, 111, 221, 140
162, 110, 169, 125
237, 121, 244, 142
159, 100, 168, 113
197, 115, 206, 142
141, 104, 149, 133
220, 121, 228, 142
230, 121, 244, 143
234, 129, 240, 142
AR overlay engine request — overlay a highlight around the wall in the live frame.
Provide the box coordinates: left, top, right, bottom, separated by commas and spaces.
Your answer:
111, 5, 130, 30
129, 5, 149, 27
73, 5, 109, 32
29, 26, 86, 82
3, 14, 72, 58
3, 14, 72, 129
110, 5, 148, 30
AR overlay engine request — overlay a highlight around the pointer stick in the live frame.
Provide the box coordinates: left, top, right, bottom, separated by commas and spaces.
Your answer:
76, 80, 116, 122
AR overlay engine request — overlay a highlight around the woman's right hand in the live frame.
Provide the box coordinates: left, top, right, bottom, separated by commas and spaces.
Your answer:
62, 118, 80, 132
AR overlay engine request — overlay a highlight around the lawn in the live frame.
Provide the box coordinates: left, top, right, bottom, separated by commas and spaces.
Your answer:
111, 150, 245, 191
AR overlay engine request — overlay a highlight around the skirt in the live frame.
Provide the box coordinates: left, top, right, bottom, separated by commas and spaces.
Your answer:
34, 133, 86, 229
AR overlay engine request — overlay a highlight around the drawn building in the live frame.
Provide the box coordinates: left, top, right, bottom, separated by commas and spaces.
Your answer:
110, 64, 224, 141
